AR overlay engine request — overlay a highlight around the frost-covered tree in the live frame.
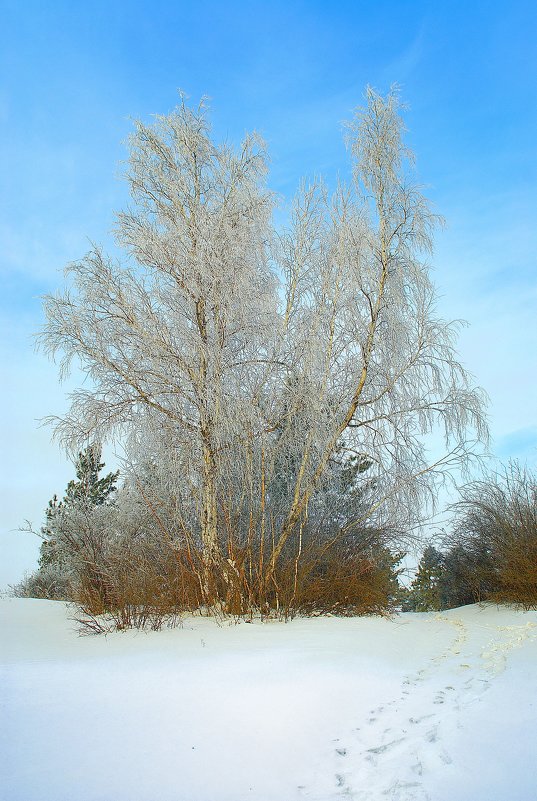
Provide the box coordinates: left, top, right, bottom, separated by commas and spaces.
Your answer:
14, 446, 120, 602
40, 96, 278, 591
39, 88, 488, 614
261, 88, 488, 586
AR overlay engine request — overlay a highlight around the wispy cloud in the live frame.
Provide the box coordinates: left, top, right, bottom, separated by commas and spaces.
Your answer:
497, 427, 537, 462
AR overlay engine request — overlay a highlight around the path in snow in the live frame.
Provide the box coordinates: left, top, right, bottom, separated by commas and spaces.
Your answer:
316, 611, 537, 801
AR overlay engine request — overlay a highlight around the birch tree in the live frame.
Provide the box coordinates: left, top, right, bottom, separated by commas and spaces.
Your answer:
40, 87, 488, 612
262, 87, 487, 585
40, 96, 278, 591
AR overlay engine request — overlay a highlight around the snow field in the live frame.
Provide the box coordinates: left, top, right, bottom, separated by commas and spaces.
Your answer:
1, 599, 536, 801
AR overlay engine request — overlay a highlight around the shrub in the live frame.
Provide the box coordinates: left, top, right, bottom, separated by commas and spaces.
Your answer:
11, 563, 72, 601
446, 462, 537, 609
71, 524, 404, 629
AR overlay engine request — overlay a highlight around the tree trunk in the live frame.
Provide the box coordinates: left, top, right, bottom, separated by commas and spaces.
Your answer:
200, 434, 220, 597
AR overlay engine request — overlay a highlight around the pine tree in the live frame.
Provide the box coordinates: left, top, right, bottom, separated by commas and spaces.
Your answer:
64, 445, 119, 507
404, 545, 444, 612
39, 445, 118, 569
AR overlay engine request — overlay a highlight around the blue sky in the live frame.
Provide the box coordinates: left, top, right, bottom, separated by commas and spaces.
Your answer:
2, 0, 536, 586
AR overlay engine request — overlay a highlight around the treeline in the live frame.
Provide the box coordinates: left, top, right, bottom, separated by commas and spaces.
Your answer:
403, 463, 537, 612
16, 451, 536, 627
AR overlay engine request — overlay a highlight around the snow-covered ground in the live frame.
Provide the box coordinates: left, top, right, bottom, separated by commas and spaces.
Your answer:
1, 599, 536, 801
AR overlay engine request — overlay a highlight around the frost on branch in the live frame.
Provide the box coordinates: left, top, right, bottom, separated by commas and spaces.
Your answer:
37, 88, 488, 620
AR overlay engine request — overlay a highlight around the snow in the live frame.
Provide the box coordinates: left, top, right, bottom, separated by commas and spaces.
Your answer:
1, 599, 536, 801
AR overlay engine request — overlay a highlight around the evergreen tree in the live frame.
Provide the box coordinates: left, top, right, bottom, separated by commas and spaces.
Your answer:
404, 545, 444, 612
39, 445, 118, 569
63, 445, 119, 507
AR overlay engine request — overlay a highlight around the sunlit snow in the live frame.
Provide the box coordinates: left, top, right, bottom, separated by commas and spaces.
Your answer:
1, 599, 536, 800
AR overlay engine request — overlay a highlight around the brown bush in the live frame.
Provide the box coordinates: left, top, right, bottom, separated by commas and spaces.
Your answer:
281, 549, 401, 617
450, 462, 537, 610
491, 530, 537, 609
70, 526, 402, 631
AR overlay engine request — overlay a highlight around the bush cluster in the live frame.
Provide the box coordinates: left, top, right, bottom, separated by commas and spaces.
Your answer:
15, 447, 405, 630
404, 463, 537, 611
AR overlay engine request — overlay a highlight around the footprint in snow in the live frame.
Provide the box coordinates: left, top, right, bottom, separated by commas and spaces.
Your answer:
409, 713, 435, 725
367, 736, 406, 755
334, 773, 353, 795
425, 726, 438, 743
411, 758, 424, 776
385, 778, 430, 800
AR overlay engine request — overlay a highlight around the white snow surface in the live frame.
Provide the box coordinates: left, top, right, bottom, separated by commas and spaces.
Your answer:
1, 599, 536, 801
